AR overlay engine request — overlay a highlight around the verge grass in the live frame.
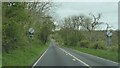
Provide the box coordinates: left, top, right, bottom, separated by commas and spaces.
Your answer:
64, 45, 118, 62
2, 41, 49, 66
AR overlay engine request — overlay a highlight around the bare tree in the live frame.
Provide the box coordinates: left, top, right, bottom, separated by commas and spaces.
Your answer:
89, 13, 103, 30
27, 0, 55, 16
77, 13, 103, 41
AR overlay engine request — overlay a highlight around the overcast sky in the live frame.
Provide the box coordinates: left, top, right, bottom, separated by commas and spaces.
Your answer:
54, 1, 118, 30
53, 0, 119, 2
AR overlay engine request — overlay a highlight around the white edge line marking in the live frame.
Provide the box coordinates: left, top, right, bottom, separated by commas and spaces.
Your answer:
73, 49, 119, 64
59, 48, 91, 67
32, 48, 49, 67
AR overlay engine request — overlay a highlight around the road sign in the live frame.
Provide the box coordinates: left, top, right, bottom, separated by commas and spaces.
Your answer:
106, 30, 112, 37
28, 28, 34, 39
29, 28, 34, 33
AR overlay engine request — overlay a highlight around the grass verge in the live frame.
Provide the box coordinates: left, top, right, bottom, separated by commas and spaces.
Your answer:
0, 54, 2, 67
64, 45, 118, 62
2, 41, 49, 66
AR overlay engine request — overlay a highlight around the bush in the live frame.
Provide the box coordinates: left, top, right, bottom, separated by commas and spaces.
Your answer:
79, 40, 89, 48
90, 41, 106, 49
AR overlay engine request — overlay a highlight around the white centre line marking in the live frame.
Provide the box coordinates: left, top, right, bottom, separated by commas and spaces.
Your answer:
32, 48, 49, 67
59, 48, 92, 68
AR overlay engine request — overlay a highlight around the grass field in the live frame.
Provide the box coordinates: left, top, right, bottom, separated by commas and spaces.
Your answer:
2, 42, 49, 66
64, 46, 118, 62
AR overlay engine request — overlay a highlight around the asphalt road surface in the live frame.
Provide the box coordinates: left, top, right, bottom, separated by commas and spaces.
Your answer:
33, 39, 118, 67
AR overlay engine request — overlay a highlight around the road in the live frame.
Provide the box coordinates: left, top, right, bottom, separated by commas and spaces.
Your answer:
33, 39, 118, 68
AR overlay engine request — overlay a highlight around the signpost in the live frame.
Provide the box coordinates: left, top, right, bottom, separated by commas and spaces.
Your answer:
106, 30, 112, 46
28, 28, 34, 39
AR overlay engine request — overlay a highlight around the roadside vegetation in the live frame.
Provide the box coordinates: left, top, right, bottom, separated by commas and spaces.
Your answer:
3, 40, 49, 66
2, 2, 55, 66
0, 54, 1, 67
54, 13, 118, 62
